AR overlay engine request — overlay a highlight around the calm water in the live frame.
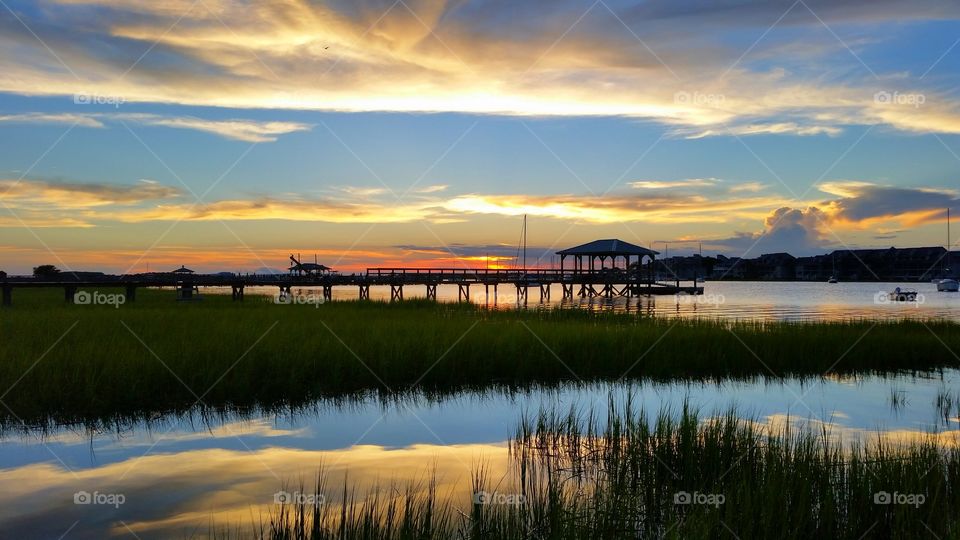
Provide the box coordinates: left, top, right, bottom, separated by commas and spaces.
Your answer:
5, 282, 960, 537
220, 281, 960, 321
2, 372, 959, 538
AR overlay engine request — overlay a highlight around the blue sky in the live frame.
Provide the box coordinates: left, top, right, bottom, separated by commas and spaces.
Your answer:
1, 0, 959, 273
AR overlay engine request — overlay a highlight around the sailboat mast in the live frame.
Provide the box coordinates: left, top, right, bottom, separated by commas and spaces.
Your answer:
522, 214, 527, 270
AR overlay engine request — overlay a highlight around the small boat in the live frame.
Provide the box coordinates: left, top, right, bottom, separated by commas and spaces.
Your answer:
937, 209, 958, 292
888, 288, 919, 302
937, 278, 959, 292
827, 254, 838, 283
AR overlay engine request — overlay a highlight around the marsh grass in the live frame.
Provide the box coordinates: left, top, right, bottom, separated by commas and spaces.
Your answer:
935, 387, 960, 425
1, 288, 959, 429
234, 402, 960, 539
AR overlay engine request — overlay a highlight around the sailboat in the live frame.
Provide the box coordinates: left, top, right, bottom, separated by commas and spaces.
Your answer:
827, 254, 838, 283
515, 214, 537, 283
938, 208, 959, 292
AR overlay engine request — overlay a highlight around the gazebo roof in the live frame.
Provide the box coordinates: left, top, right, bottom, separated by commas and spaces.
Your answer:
289, 263, 331, 271
171, 265, 194, 274
557, 239, 659, 257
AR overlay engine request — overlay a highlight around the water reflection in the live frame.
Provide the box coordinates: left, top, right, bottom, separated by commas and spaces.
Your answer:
1, 372, 959, 538
219, 281, 960, 321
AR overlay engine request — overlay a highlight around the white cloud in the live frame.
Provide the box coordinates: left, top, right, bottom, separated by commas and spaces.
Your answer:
630, 179, 720, 189
0, 112, 311, 142
0, 113, 104, 128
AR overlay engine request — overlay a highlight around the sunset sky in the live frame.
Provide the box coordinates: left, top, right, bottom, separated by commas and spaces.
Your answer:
2, 0, 960, 274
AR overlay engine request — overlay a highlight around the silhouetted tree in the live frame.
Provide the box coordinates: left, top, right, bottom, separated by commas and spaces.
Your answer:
33, 265, 61, 278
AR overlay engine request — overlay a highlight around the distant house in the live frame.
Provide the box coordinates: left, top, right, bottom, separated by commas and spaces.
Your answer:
794, 256, 826, 281
711, 255, 744, 279
831, 247, 945, 281
757, 253, 796, 280
654, 255, 707, 280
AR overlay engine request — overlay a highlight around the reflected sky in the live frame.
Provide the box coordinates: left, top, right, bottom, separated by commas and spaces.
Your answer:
1, 371, 959, 538
210, 281, 960, 322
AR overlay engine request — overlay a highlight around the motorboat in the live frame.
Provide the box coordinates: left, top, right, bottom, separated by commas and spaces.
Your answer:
888, 288, 919, 302
827, 276, 837, 284
937, 279, 959, 292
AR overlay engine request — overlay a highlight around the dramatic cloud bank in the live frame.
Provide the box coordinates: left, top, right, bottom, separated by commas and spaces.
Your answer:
3, 177, 957, 258
0, 0, 959, 136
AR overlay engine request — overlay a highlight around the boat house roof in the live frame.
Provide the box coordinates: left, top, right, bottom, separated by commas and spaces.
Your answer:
557, 239, 659, 257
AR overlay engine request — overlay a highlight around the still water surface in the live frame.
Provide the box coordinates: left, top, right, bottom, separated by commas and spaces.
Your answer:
2, 370, 958, 538
226, 281, 960, 321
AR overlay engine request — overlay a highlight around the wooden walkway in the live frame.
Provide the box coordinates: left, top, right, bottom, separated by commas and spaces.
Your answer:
0, 268, 703, 305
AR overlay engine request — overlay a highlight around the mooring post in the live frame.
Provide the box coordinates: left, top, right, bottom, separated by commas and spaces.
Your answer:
426, 284, 437, 300
125, 285, 137, 302
323, 285, 332, 301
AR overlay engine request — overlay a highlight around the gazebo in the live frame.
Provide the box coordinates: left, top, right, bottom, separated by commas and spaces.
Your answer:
289, 262, 332, 276
171, 265, 194, 274
557, 239, 658, 278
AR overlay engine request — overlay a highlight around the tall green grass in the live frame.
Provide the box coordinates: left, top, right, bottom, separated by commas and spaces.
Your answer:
2, 288, 959, 429
233, 402, 960, 539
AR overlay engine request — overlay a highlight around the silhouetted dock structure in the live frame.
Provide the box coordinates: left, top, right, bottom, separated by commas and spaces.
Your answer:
0, 239, 703, 305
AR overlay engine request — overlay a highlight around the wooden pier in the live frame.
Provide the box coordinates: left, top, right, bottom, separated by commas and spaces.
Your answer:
0, 268, 701, 306
0, 239, 705, 306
